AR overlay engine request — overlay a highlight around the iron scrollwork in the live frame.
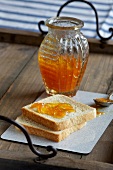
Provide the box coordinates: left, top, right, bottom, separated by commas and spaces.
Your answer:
0, 115, 57, 160
38, 0, 113, 42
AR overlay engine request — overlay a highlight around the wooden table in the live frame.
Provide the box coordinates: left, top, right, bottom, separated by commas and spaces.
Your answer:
0, 29, 113, 170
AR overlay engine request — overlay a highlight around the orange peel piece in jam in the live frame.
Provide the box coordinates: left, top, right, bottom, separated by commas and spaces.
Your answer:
30, 103, 75, 119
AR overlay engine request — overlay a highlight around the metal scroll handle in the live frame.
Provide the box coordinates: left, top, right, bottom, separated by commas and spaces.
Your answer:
38, 0, 113, 42
0, 115, 57, 160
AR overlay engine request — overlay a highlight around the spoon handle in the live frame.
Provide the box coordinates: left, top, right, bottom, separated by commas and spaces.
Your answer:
108, 92, 113, 100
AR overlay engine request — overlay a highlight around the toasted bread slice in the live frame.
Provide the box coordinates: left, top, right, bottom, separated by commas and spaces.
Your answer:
16, 115, 86, 142
22, 94, 96, 131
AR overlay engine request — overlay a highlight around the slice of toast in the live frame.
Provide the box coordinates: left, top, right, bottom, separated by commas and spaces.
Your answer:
16, 115, 86, 142
22, 94, 96, 131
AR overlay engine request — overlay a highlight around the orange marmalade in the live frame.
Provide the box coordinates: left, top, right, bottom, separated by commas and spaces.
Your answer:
30, 103, 75, 119
95, 98, 113, 103
91, 104, 105, 116
38, 53, 88, 96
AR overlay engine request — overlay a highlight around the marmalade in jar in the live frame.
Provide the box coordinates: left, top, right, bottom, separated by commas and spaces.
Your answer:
38, 53, 88, 96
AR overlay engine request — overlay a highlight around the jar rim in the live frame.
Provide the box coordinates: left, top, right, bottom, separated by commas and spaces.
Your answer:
45, 16, 84, 30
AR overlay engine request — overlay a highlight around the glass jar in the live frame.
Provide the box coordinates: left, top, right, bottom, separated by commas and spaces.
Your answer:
38, 17, 89, 97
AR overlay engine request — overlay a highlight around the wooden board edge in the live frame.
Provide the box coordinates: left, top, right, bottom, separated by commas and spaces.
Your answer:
0, 28, 113, 54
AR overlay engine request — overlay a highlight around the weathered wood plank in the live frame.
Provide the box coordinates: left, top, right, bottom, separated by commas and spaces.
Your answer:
0, 42, 113, 169
88, 38, 113, 54
0, 28, 113, 54
0, 150, 113, 170
0, 28, 44, 47
42, 157, 113, 170
0, 157, 80, 170
80, 52, 113, 94
0, 49, 44, 121
0, 42, 37, 99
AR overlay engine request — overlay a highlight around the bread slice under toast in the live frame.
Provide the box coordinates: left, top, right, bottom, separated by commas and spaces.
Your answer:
16, 115, 86, 142
22, 94, 96, 131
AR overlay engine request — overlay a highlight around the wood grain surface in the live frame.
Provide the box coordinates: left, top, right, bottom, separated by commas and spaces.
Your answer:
0, 28, 113, 54
0, 41, 113, 170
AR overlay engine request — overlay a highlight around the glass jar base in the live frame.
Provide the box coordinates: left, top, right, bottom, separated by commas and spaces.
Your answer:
45, 88, 78, 97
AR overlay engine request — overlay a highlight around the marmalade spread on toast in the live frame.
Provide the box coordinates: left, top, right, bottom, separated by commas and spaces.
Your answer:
30, 103, 75, 118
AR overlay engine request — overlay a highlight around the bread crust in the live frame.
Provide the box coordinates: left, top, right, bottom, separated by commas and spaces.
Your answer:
16, 115, 86, 142
22, 108, 59, 131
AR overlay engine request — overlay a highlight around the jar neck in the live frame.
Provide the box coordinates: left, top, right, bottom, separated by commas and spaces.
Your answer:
48, 28, 80, 38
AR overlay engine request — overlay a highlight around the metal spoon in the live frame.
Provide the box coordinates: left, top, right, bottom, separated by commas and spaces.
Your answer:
93, 92, 113, 107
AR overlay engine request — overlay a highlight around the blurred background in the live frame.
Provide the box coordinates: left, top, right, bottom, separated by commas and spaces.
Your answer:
0, 0, 113, 39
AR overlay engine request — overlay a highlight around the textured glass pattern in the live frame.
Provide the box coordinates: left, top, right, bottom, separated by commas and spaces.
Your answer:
38, 17, 89, 96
